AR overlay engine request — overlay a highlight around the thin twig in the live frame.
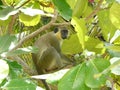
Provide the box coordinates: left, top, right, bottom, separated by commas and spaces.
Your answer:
85, 0, 104, 21
52, 22, 71, 26
7, 14, 18, 34
16, 0, 31, 9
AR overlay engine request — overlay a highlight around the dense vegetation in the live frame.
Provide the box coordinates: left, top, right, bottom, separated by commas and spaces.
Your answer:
0, 0, 120, 90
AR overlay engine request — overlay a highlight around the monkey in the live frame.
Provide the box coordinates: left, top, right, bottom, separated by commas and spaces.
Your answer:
32, 27, 72, 90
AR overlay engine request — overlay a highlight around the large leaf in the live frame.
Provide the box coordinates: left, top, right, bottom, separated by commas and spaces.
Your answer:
7, 60, 22, 79
66, 0, 77, 10
0, 35, 16, 54
110, 2, 120, 29
2, 79, 36, 90
62, 34, 82, 54
85, 36, 104, 54
20, 8, 44, 16
19, 13, 40, 26
98, 9, 117, 41
85, 58, 110, 88
110, 57, 120, 75
71, 17, 87, 50
73, 0, 88, 17
52, 0, 72, 21
58, 58, 110, 90
0, 59, 9, 84
0, 7, 18, 20
58, 63, 90, 90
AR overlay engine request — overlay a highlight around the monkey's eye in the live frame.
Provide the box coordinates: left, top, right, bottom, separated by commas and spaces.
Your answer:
54, 27, 58, 33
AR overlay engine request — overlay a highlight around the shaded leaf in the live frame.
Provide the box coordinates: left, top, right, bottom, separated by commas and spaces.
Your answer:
0, 35, 16, 54
6, 46, 38, 56
0, 7, 18, 20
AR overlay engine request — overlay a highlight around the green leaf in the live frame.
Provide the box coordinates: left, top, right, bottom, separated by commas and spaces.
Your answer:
32, 69, 69, 85
58, 63, 90, 90
85, 58, 110, 88
98, 9, 117, 41
6, 46, 38, 56
66, 0, 77, 10
85, 36, 104, 54
7, 60, 22, 79
110, 57, 120, 75
110, 30, 120, 43
20, 8, 44, 16
106, 45, 120, 52
71, 17, 87, 50
62, 34, 82, 54
19, 13, 40, 26
110, 2, 120, 29
2, 79, 36, 90
0, 59, 9, 84
52, 0, 72, 21
73, 0, 88, 17
59, 58, 110, 90
0, 7, 18, 20
0, 35, 16, 54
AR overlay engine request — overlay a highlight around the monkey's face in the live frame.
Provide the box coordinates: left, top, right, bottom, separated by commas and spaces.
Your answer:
54, 27, 69, 40
60, 29, 68, 39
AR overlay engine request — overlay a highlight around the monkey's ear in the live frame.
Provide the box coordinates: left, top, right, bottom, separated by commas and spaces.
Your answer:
54, 27, 59, 33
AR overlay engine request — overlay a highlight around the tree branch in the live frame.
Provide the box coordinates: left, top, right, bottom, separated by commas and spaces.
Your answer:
85, 0, 104, 21
9, 10, 58, 52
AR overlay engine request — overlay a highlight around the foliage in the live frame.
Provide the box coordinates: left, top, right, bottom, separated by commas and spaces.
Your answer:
0, 0, 120, 90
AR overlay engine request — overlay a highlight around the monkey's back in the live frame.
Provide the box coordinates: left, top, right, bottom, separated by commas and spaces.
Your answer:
32, 32, 62, 74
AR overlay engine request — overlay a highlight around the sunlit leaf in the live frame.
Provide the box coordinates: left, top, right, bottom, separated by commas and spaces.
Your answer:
85, 36, 104, 54
0, 59, 9, 84
19, 13, 40, 26
110, 57, 120, 75
32, 69, 69, 85
98, 10, 116, 41
71, 17, 87, 50
62, 34, 82, 54
73, 0, 88, 17
20, 8, 44, 16
110, 2, 120, 29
